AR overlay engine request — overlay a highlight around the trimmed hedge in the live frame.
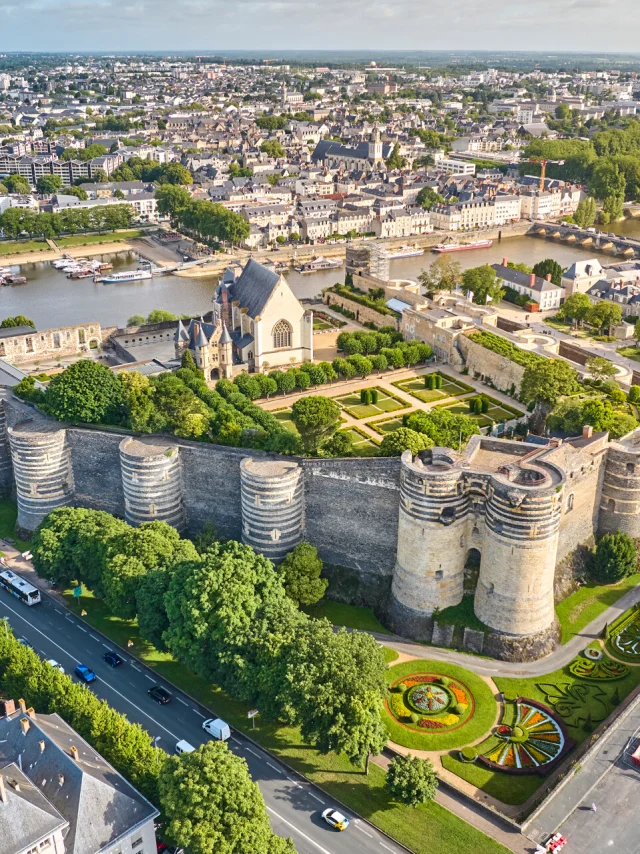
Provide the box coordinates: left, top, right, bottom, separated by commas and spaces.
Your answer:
468, 330, 545, 369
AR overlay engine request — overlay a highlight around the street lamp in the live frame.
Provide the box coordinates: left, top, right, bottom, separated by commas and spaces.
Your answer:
151, 735, 161, 765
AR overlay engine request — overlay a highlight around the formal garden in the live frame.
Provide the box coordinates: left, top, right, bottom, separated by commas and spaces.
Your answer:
606, 604, 640, 662
393, 372, 474, 404
332, 386, 410, 419
437, 395, 524, 429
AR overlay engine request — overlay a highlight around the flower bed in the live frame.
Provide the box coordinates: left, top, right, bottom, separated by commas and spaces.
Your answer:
478, 699, 574, 776
568, 655, 629, 681
608, 608, 640, 663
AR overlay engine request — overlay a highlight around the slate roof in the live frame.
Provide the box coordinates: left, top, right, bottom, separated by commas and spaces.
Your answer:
0, 711, 158, 854
228, 258, 281, 318
492, 263, 562, 294
1, 763, 67, 854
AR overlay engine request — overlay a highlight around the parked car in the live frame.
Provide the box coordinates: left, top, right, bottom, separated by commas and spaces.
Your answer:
202, 718, 231, 741
17, 638, 34, 650
175, 740, 195, 755
148, 686, 171, 705
75, 664, 96, 683
45, 659, 65, 674
322, 808, 350, 831
103, 651, 123, 667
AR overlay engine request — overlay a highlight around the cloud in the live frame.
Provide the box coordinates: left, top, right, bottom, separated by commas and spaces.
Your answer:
0, 0, 635, 51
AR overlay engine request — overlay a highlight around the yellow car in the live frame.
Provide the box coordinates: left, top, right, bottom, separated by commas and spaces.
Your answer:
322, 808, 350, 831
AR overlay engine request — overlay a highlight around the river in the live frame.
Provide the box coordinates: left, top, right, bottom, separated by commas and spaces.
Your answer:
2, 228, 640, 330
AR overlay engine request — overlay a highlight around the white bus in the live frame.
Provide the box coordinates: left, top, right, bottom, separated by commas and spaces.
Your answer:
0, 570, 41, 606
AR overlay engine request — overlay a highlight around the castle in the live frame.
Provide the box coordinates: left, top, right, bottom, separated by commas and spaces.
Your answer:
174, 259, 313, 379
0, 393, 638, 663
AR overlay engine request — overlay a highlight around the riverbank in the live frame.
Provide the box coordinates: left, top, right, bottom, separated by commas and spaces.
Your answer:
0, 230, 150, 266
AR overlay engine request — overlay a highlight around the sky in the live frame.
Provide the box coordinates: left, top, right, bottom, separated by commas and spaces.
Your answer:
0, 0, 638, 53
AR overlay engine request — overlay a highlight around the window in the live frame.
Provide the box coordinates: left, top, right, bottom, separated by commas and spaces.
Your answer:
132, 839, 143, 849
627, 463, 635, 474
566, 493, 574, 512
435, 570, 443, 580
272, 319, 292, 349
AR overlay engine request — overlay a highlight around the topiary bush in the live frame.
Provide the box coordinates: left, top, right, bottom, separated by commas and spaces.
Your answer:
460, 746, 477, 762
453, 702, 467, 715
437, 676, 451, 686
371, 388, 379, 404
503, 690, 518, 703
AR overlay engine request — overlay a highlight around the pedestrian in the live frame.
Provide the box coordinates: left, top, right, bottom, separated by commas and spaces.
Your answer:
591, 802, 597, 812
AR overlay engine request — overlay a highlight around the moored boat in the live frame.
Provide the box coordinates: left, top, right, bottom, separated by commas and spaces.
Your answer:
96, 269, 153, 283
432, 239, 493, 253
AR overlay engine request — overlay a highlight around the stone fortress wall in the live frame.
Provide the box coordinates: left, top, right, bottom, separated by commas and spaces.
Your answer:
2, 394, 639, 662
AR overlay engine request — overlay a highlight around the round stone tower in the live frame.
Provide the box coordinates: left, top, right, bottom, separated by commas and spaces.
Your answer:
598, 431, 640, 539
475, 465, 562, 638
388, 449, 469, 639
0, 395, 14, 496
119, 437, 185, 531
8, 421, 73, 536
240, 457, 304, 562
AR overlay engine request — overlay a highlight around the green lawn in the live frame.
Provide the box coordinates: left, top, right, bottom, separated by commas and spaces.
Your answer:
440, 397, 524, 429
272, 408, 298, 433
368, 416, 405, 435
440, 753, 542, 806
304, 600, 391, 633
435, 595, 489, 633
339, 427, 380, 457
61, 588, 507, 854
333, 387, 409, 420
383, 659, 498, 751
555, 574, 640, 644
55, 229, 144, 247
0, 500, 31, 551
617, 345, 640, 363
0, 240, 48, 255
383, 647, 399, 664
393, 373, 474, 404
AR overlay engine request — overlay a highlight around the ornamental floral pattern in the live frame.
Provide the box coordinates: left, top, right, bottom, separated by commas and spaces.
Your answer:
386, 673, 473, 733
483, 701, 567, 771
568, 655, 629, 681
612, 611, 640, 661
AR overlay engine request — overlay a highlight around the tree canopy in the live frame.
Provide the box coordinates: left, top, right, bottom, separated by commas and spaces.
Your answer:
45, 360, 125, 424
592, 533, 637, 584
290, 396, 341, 454
279, 542, 327, 606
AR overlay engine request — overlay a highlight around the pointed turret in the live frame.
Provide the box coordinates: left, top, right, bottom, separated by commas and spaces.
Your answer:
219, 322, 232, 345
175, 319, 189, 343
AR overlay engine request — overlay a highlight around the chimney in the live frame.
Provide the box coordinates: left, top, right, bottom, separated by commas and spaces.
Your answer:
583, 425, 593, 438
529, 273, 536, 288
545, 273, 552, 282
10, 779, 20, 792
69, 745, 79, 761
19, 717, 29, 735
502, 257, 508, 267
26, 708, 36, 720
0, 775, 5, 804
0, 700, 15, 717
18, 699, 26, 714
58, 774, 64, 787
39, 740, 45, 753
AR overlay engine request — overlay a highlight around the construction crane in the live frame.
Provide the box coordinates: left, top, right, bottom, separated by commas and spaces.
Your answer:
527, 158, 566, 192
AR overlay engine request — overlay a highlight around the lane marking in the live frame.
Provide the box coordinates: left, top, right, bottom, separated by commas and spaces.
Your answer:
267, 761, 284, 775
102, 643, 111, 649
192, 709, 205, 718
77, 627, 87, 633
176, 697, 188, 706
230, 735, 241, 744
380, 844, 395, 852
89, 634, 100, 642
266, 807, 334, 854
0, 597, 183, 743
246, 747, 261, 758
308, 792, 324, 804
286, 776, 301, 787
144, 674, 155, 682
355, 825, 373, 838
130, 663, 141, 672
55, 609, 63, 615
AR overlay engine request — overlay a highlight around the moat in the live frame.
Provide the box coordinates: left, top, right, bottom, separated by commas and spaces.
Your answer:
2, 223, 640, 329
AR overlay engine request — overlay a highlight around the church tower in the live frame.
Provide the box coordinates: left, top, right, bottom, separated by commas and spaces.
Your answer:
368, 126, 383, 163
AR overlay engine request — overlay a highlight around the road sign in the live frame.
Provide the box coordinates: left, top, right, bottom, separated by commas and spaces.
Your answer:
248, 709, 259, 729
73, 585, 82, 598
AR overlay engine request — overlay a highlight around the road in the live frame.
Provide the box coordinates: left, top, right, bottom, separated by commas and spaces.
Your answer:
0, 585, 407, 854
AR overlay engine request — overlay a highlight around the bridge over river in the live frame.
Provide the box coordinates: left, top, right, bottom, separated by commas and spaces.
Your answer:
528, 222, 640, 258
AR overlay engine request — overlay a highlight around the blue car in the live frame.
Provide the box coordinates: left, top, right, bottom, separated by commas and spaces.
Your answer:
75, 664, 96, 684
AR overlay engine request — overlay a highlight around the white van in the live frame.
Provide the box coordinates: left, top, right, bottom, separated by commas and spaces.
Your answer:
175, 740, 195, 755
202, 718, 231, 741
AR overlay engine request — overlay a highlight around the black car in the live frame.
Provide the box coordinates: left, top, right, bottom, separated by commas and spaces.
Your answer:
148, 686, 171, 705
103, 651, 123, 667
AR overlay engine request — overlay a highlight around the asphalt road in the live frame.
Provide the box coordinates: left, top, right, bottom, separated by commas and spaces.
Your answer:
0, 586, 407, 854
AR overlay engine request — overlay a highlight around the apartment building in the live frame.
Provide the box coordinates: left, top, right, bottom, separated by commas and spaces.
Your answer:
493, 262, 565, 310
0, 700, 159, 854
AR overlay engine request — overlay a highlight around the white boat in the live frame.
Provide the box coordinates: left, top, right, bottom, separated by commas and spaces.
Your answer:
98, 269, 153, 283
385, 245, 424, 259
295, 256, 343, 274
432, 239, 493, 253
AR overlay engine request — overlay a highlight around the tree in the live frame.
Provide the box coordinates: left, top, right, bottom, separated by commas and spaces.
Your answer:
120, 371, 157, 432
155, 184, 192, 217
588, 301, 622, 334
0, 315, 34, 329
36, 174, 63, 195
462, 265, 504, 306
635, 318, 640, 345
279, 542, 327, 606
532, 258, 563, 286
520, 359, 581, 434
592, 533, 637, 584
158, 741, 295, 854
418, 255, 461, 294
4, 173, 30, 194
157, 162, 193, 185
586, 356, 618, 382
386, 143, 407, 170
62, 184, 88, 200
147, 309, 178, 323
416, 186, 444, 210
127, 314, 146, 327
574, 197, 597, 228
45, 360, 125, 425
322, 430, 355, 457
556, 293, 592, 326
385, 754, 438, 806
379, 428, 434, 457
290, 396, 341, 454
404, 408, 481, 449
260, 140, 285, 158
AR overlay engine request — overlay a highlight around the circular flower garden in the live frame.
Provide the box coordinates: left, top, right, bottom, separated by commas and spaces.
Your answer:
383, 660, 497, 751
